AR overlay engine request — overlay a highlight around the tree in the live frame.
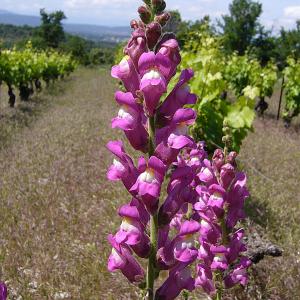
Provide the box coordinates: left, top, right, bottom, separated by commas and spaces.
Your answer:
39, 9, 66, 48
219, 0, 262, 55
275, 20, 300, 69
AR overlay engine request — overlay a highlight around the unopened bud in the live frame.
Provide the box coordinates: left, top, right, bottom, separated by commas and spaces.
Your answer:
130, 19, 139, 29
155, 12, 171, 27
138, 6, 152, 24
227, 151, 237, 166
143, 0, 151, 5
151, 0, 166, 14
146, 22, 162, 49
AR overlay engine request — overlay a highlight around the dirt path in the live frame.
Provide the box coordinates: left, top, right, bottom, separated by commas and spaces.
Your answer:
0, 68, 138, 299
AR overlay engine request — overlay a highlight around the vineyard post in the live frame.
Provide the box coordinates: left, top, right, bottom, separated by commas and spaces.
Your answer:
277, 76, 285, 120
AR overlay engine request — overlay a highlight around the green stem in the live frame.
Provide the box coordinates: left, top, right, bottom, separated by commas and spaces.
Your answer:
146, 115, 159, 300
147, 213, 158, 299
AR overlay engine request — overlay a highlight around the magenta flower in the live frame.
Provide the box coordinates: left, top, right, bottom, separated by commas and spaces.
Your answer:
125, 28, 147, 70
224, 257, 251, 288
195, 264, 215, 295
157, 69, 197, 126
106, 140, 138, 192
112, 91, 142, 131
210, 245, 229, 271
130, 156, 166, 213
138, 52, 170, 116
111, 56, 140, 95
0, 283, 7, 300
155, 108, 196, 165
115, 200, 150, 258
173, 220, 200, 263
226, 172, 249, 228
111, 91, 148, 152
157, 37, 181, 81
155, 264, 195, 300
107, 234, 145, 283
226, 229, 247, 264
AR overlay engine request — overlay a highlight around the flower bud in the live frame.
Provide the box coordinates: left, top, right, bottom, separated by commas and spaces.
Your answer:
130, 20, 139, 29
212, 149, 224, 170
146, 22, 162, 49
155, 12, 171, 27
138, 6, 152, 24
227, 151, 237, 166
152, 0, 166, 14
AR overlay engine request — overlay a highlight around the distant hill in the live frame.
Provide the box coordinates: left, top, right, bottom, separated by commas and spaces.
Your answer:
0, 10, 131, 43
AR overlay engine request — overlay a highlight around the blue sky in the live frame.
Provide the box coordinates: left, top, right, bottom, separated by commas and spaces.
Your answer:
1, 0, 300, 30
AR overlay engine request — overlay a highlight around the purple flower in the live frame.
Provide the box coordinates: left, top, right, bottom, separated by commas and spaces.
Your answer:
107, 234, 145, 283
195, 264, 215, 295
112, 91, 142, 131
116, 200, 150, 258
155, 264, 195, 300
111, 56, 140, 95
106, 140, 138, 192
157, 69, 197, 126
220, 163, 236, 190
224, 257, 251, 288
125, 28, 147, 70
138, 52, 170, 116
130, 156, 166, 213
0, 282, 7, 300
212, 149, 225, 170
226, 172, 249, 228
158, 166, 197, 225
210, 245, 229, 271
157, 38, 181, 81
111, 91, 148, 152
173, 220, 200, 263
207, 184, 227, 218
155, 108, 196, 165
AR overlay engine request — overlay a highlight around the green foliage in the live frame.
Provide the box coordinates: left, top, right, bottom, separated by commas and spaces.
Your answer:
219, 0, 262, 55
177, 28, 256, 152
276, 21, 300, 69
0, 42, 77, 88
224, 53, 278, 99
38, 9, 66, 49
282, 57, 300, 124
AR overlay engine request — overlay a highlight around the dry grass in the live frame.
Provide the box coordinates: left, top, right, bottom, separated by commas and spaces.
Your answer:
0, 69, 299, 300
0, 68, 139, 299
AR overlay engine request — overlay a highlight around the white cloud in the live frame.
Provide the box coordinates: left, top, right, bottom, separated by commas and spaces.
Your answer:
284, 6, 300, 19
64, 0, 133, 9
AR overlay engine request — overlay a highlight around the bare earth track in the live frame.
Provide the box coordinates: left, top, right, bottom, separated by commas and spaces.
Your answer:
0, 68, 299, 299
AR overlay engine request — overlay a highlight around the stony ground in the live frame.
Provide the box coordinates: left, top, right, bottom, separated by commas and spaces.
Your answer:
0, 68, 299, 299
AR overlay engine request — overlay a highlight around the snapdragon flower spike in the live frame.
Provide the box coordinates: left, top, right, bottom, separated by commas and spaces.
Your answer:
130, 156, 166, 214
106, 140, 138, 192
107, 234, 145, 283
155, 263, 195, 300
111, 56, 140, 95
157, 69, 197, 126
138, 52, 170, 116
116, 200, 150, 258
112, 91, 148, 152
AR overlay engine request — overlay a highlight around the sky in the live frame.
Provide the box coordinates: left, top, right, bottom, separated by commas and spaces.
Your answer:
1, 0, 300, 30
